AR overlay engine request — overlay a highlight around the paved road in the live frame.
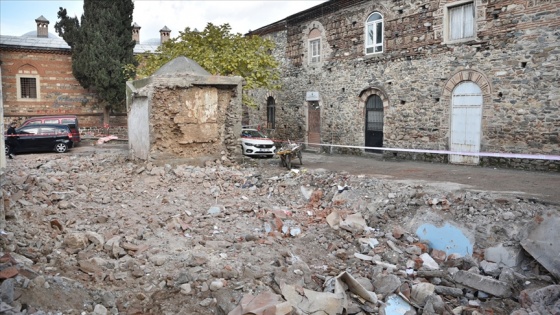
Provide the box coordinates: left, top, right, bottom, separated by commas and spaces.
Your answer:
298, 152, 560, 205
74, 142, 560, 205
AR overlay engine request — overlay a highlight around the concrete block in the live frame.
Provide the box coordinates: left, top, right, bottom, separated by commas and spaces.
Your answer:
484, 244, 522, 268
480, 260, 501, 277
452, 270, 512, 297
520, 213, 560, 280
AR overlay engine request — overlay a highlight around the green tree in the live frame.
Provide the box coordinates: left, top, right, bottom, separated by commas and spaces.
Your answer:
55, 0, 137, 112
135, 23, 280, 107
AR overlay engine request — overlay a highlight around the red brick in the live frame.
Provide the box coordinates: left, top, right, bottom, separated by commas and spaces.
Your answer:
0, 266, 19, 279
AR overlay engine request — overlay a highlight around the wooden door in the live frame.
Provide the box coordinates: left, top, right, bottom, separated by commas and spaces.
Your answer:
307, 102, 321, 149
450, 81, 483, 164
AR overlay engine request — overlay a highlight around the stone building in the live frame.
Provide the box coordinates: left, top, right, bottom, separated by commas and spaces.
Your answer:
0, 16, 167, 133
246, 0, 559, 170
126, 56, 243, 162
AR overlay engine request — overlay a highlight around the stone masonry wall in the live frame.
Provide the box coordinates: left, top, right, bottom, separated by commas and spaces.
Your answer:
248, 0, 559, 171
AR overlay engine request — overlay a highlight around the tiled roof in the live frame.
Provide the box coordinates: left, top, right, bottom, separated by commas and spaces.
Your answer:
0, 35, 159, 54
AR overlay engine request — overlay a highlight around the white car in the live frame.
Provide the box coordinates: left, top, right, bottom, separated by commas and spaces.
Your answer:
240, 128, 276, 157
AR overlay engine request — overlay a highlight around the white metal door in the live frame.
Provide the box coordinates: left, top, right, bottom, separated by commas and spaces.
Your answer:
450, 81, 483, 164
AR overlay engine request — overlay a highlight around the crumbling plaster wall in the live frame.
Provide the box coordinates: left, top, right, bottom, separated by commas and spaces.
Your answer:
150, 85, 238, 158
127, 75, 243, 161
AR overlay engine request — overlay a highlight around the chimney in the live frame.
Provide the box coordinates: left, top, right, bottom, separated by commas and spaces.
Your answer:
160, 26, 171, 44
35, 15, 49, 38
132, 22, 141, 43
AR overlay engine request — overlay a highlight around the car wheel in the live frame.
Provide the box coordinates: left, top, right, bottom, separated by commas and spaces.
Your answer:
54, 143, 68, 153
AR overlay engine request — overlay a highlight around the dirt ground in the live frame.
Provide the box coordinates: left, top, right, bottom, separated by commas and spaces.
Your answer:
78, 143, 560, 204
0, 142, 558, 315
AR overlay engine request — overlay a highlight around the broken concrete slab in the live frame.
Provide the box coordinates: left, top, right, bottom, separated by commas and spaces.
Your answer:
281, 283, 344, 315
381, 294, 414, 315
372, 274, 401, 296
228, 291, 291, 315
416, 222, 473, 256
514, 285, 560, 315
484, 244, 522, 268
411, 282, 435, 306
520, 212, 560, 279
452, 270, 512, 298
339, 213, 368, 233
420, 253, 440, 270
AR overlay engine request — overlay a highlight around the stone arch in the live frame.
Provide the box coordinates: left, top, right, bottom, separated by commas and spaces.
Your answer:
441, 69, 492, 164
359, 87, 389, 105
359, 87, 389, 152
302, 20, 330, 69
442, 69, 492, 98
12, 62, 44, 76
361, 3, 390, 24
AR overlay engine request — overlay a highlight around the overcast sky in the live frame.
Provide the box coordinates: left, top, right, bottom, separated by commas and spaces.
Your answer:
0, 0, 327, 42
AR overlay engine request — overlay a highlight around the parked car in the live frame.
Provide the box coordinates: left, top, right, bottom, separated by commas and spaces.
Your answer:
20, 115, 81, 143
240, 128, 276, 157
5, 124, 74, 155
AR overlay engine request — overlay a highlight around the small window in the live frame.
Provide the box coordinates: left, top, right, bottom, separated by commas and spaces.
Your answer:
308, 28, 321, 64
266, 97, 276, 129
310, 39, 321, 63
44, 119, 59, 124
20, 78, 37, 98
16, 73, 41, 101
27, 121, 42, 125
365, 12, 384, 54
448, 2, 475, 41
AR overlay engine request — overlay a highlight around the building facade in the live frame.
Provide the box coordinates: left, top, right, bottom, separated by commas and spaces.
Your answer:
0, 16, 166, 135
247, 0, 560, 170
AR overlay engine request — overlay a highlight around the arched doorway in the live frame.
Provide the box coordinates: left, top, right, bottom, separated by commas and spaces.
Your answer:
307, 101, 321, 150
266, 96, 275, 129
450, 81, 483, 164
365, 95, 383, 153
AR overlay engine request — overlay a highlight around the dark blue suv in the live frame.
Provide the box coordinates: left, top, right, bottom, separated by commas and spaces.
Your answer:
5, 124, 74, 155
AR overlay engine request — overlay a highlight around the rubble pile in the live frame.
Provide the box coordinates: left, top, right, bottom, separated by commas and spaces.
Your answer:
0, 151, 558, 315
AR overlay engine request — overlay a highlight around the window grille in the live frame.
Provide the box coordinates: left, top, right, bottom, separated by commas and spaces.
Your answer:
267, 97, 276, 129
20, 78, 37, 98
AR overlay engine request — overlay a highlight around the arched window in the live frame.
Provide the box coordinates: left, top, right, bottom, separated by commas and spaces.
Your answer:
266, 96, 275, 129
365, 12, 383, 54
308, 28, 321, 63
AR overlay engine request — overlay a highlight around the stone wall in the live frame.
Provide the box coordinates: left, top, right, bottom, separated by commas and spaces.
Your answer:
247, 0, 560, 170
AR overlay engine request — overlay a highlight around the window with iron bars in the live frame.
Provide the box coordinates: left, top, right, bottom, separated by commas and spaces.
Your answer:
20, 77, 37, 98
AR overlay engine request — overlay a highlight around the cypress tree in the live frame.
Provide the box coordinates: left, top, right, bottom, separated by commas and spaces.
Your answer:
55, 0, 136, 112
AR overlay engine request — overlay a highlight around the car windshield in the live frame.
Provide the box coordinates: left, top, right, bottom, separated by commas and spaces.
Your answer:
241, 130, 266, 138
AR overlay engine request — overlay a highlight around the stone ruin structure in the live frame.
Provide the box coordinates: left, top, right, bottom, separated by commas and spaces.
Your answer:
126, 56, 243, 162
